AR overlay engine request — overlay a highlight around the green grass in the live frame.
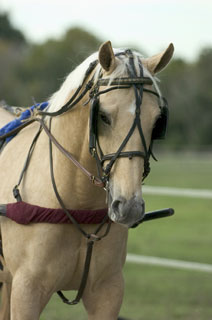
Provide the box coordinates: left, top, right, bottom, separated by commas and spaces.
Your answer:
121, 265, 212, 320
29, 153, 212, 319
121, 153, 212, 320
128, 196, 212, 264
41, 292, 87, 320
146, 151, 212, 189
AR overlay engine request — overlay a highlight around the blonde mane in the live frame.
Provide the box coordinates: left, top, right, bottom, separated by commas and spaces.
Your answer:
48, 48, 161, 113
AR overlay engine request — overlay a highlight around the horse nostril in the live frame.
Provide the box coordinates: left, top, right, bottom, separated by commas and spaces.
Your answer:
112, 199, 122, 214
109, 196, 145, 226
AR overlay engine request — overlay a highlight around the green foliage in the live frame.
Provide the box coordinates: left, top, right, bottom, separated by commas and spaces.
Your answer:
0, 13, 101, 105
0, 12, 26, 44
160, 50, 212, 149
15, 28, 101, 104
0, 12, 212, 149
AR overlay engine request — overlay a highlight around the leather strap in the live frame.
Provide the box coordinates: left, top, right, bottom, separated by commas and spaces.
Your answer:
101, 151, 146, 163
0, 119, 35, 141
57, 218, 111, 305
97, 77, 153, 86
36, 61, 98, 117
57, 240, 95, 305
36, 118, 105, 188
48, 116, 112, 305
0, 117, 104, 188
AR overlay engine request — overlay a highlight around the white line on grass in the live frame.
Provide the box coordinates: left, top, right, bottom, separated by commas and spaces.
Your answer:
126, 254, 212, 273
143, 186, 212, 199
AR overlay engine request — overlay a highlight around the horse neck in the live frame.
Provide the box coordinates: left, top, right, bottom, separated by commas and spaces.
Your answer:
49, 103, 106, 210
0, 109, 15, 127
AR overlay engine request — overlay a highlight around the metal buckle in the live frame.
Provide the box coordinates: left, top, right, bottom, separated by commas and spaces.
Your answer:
88, 233, 100, 241
90, 175, 95, 184
91, 148, 96, 158
103, 180, 109, 192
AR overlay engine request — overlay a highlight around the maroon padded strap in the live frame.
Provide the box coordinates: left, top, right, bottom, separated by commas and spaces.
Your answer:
6, 201, 108, 225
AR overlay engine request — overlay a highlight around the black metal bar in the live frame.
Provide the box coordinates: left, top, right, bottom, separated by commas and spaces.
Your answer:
0, 205, 6, 216
131, 208, 174, 228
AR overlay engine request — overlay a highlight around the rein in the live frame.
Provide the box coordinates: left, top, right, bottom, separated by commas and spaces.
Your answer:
0, 49, 168, 305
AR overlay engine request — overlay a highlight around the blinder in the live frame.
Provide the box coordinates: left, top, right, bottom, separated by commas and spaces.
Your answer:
89, 96, 99, 155
151, 98, 169, 140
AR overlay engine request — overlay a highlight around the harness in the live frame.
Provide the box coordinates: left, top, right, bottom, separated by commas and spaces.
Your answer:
0, 49, 171, 305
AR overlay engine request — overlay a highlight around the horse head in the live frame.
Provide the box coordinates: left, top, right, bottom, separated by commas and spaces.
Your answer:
92, 41, 174, 227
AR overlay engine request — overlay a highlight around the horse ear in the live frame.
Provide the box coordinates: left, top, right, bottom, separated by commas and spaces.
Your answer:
147, 43, 174, 74
99, 41, 116, 73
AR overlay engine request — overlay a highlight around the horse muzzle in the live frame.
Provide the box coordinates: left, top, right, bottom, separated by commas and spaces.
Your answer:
108, 196, 145, 228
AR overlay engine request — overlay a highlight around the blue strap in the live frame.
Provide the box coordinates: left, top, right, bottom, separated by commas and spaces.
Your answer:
0, 102, 48, 143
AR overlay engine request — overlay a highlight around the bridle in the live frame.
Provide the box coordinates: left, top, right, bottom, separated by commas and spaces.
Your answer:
88, 49, 168, 185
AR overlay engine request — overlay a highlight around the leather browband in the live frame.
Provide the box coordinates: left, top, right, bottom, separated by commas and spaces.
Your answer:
97, 77, 153, 86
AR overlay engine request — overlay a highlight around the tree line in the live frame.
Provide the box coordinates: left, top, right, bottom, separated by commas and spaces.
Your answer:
0, 12, 212, 150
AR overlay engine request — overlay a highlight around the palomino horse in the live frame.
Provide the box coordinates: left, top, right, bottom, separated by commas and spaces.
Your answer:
0, 41, 174, 320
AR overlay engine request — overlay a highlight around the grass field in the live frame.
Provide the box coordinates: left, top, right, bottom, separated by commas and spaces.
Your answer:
40, 152, 212, 319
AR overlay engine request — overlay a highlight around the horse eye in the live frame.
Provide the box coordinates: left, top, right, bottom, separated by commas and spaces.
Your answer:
100, 113, 111, 126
